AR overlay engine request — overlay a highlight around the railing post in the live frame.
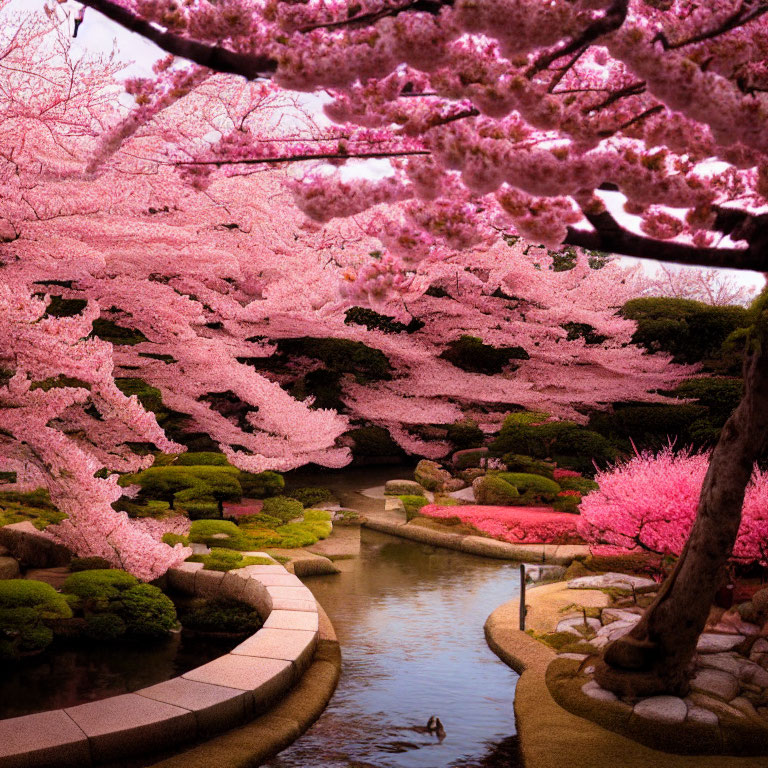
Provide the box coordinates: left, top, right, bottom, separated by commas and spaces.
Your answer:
519, 563, 526, 631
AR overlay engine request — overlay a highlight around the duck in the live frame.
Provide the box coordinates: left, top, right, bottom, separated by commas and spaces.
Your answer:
427, 716, 446, 739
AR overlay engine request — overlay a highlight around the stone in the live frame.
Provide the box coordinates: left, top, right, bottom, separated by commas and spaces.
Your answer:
195, 568, 225, 598
414, 460, 452, 492
601, 608, 643, 624
65, 693, 196, 763
597, 620, 637, 643
264, 609, 319, 632
696, 633, 745, 654
525, 565, 566, 583
183, 654, 293, 708
443, 477, 467, 492
167, 562, 204, 594
138, 677, 252, 735
217, 570, 248, 601
383, 479, 424, 496
730, 696, 760, 719
0, 521, 71, 567
696, 652, 742, 677
0, 709, 90, 768
752, 588, 768, 615
691, 668, 739, 701
752, 638, 768, 654
555, 615, 601, 635
740, 660, 768, 688
24, 566, 70, 589
251, 573, 304, 588
633, 696, 688, 724
710, 613, 761, 636
0, 555, 20, 579
449, 486, 477, 503
688, 692, 746, 720
581, 680, 617, 702
686, 704, 719, 725
567, 573, 657, 591
231, 627, 317, 672
558, 653, 590, 661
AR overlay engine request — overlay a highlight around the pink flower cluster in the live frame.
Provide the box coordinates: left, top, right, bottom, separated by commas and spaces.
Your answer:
578, 447, 768, 566
420, 503, 583, 544
553, 468, 581, 480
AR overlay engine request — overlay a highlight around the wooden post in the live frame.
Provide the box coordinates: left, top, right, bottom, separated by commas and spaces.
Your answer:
519, 563, 526, 631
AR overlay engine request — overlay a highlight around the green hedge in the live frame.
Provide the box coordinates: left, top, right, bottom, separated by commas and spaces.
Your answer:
473, 475, 520, 505
261, 496, 304, 524
439, 335, 529, 375
445, 420, 484, 450
175, 452, 230, 466
502, 454, 556, 479
288, 487, 334, 508
398, 495, 430, 521
498, 472, 561, 501
179, 598, 262, 634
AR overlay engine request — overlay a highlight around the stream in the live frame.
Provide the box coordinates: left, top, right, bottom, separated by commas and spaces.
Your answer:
272, 466, 524, 768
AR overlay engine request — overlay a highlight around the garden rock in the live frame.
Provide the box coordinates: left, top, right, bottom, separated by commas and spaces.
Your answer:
696, 652, 742, 677
633, 696, 688, 724
581, 680, 617, 702
0, 556, 20, 579
696, 633, 745, 653
567, 573, 656, 591
443, 477, 467, 492
449, 486, 476, 503
414, 460, 452, 492
690, 669, 739, 701
752, 588, 768, 616
556, 615, 601, 635
384, 479, 424, 496
0, 522, 71, 567
685, 704, 719, 725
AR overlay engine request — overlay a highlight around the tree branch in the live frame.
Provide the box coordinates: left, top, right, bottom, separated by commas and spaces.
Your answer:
77, 0, 276, 79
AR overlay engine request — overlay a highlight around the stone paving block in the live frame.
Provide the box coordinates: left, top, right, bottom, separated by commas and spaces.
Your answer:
264, 609, 319, 632
138, 676, 252, 735
194, 568, 226, 598
65, 693, 195, 764
238, 564, 284, 574
253, 574, 304, 588
271, 597, 318, 613
266, 585, 315, 603
0, 709, 90, 768
232, 627, 317, 672
183, 654, 293, 710
217, 570, 248, 600
241, 578, 271, 616
167, 562, 203, 594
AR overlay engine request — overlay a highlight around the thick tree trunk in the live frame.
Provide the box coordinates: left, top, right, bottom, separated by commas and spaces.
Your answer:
595, 309, 768, 698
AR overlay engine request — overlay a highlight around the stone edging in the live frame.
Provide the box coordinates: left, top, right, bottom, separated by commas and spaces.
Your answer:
484, 587, 768, 768
363, 498, 589, 565
0, 559, 327, 768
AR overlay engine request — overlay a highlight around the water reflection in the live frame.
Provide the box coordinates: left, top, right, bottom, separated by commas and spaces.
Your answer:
268, 530, 522, 768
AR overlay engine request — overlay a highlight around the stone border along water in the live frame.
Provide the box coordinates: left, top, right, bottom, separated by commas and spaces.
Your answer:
363, 496, 590, 565
484, 584, 768, 768
0, 557, 336, 768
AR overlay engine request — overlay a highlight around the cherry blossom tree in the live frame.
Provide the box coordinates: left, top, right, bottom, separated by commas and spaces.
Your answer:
66, 0, 768, 695
640, 264, 762, 306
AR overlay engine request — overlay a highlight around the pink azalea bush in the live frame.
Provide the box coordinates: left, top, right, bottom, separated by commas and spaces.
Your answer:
578, 447, 768, 566
420, 504, 582, 545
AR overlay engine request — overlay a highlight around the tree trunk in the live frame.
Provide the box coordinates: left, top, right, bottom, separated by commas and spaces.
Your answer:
595, 307, 768, 698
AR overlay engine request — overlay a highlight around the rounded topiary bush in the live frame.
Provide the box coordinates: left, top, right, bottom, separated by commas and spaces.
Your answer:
188, 519, 248, 549
238, 470, 284, 499
288, 486, 335, 508
498, 472, 561, 503
0, 580, 73, 659
69, 556, 113, 572
472, 474, 520, 505
120, 584, 177, 637
261, 495, 304, 524
63, 569, 139, 604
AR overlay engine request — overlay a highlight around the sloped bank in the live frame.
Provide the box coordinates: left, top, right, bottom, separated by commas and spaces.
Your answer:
484, 584, 768, 768
363, 498, 589, 566
0, 555, 340, 768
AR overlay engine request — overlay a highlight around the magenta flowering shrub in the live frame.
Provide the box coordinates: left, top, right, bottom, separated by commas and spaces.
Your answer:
578, 447, 768, 566
420, 504, 582, 545
553, 469, 582, 481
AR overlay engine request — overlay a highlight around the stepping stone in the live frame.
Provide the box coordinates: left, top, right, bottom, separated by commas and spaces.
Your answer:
383, 480, 424, 496
568, 573, 656, 591
691, 669, 739, 701
633, 696, 688, 724
686, 704, 719, 725
24, 567, 72, 590
696, 652, 742, 677
696, 633, 745, 653
581, 680, 617, 702
556, 615, 601, 635
739, 660, 768, 688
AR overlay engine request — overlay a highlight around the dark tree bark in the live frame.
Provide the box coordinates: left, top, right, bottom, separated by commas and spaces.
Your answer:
595, 298, 768, 697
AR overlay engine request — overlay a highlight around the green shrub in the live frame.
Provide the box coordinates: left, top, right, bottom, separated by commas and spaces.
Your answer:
491, 415, 615, 475
346, 425, 405, 459
161, 533, 190, 547
181, 501, 221, 520
187, 548, 273, 571
69, 557, 113, 572
275, 337, 392, 382
303, 509, 333, 522
558, 476, 599, 494
621, 297, 749, 368
502, 454, 556, 479
189, 519, 249, 550
344, 306, 424, 334
115, 378, 165, 413
472, 475, 520, 505
445, 420, 484, 449
398, 494, 430, 521
453, 448, 488, 470
175, 452, 229, 466
439, 335, 529, 374
498, 472, 561, 503
289, 487, 335, 508
238, 470, 284, 499
62, 569, 139, 604
180, 598, 262, 634
85, 612, 127, 640
120, 584, 177, 637
0, 580, 73, 659
552, 495, 581, 514
261, 496, 304, 524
